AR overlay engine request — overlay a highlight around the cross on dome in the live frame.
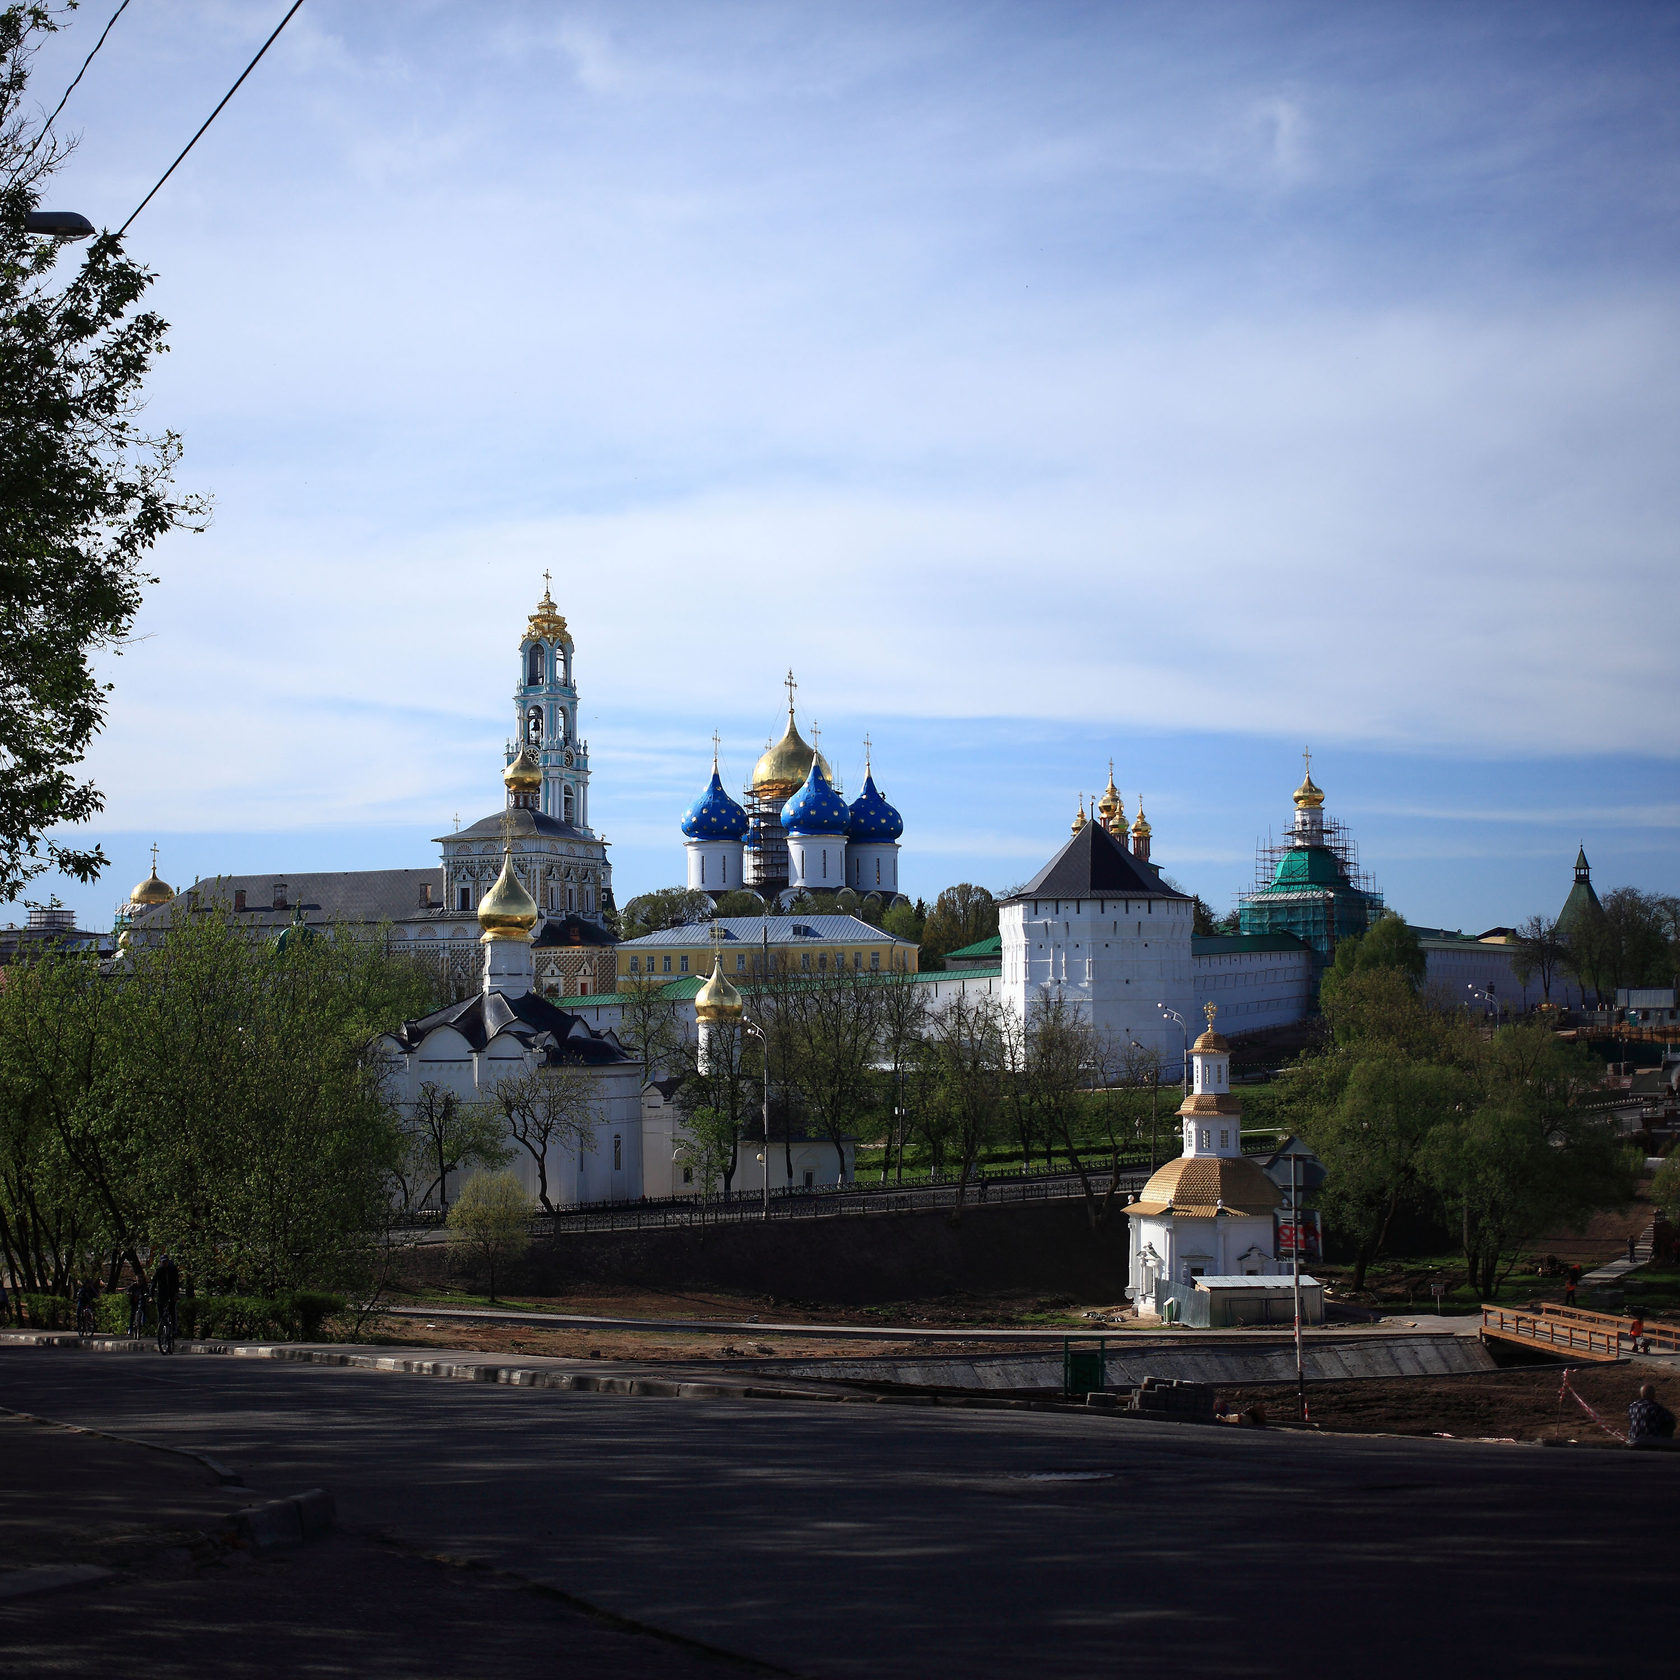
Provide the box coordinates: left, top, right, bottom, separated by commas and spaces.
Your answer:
1204, 1002, 1219, 1030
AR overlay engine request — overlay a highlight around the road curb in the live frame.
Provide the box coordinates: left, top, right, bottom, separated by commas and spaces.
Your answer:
235, 1487, 335, 1550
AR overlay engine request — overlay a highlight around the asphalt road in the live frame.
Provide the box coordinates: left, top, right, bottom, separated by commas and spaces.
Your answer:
3, 1348, 1674, 1677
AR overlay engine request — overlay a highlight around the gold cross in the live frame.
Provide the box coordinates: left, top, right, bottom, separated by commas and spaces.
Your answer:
1303, 745, 1312, 776
499, 808, 516, 853
149, 841, 159, 871
1204, 1002, 1218, 1029
863, 732, 872, 772
784, 669, 797, 714
542, 568, 552, 591
711, 729, 721, 769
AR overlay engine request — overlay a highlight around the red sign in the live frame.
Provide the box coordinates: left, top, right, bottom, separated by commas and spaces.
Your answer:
1274, 1211, 1322, 1260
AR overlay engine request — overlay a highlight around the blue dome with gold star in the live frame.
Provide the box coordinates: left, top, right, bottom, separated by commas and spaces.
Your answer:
847, 772, 903, 842
781, 758, 850, 836
681, 769, 749, 840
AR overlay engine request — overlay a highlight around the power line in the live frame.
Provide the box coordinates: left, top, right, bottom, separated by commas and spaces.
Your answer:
19, 0, 134, 172
115, 0, 305, 240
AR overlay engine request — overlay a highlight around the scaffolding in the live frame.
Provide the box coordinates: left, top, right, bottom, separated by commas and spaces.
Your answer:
1238, 816, 1384, 961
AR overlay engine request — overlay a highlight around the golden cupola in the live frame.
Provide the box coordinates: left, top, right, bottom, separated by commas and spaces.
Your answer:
1097, 763, 1126, 833
1293, 749, 1324, 810
694, 955, 744, 1026
1131, 799, 1151, 839
525, 585, 572, 646
1071, 795, 1088, 836
503, 744, 543, 798
129, 847, 174, 908
477, 844, 538, 941
750, 688, 831, 798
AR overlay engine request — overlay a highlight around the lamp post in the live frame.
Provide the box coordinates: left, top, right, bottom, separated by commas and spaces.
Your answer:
1130, 1039, 1160, 1171
744, 1018, 769, 1221
1159, 1006, 1189, 1102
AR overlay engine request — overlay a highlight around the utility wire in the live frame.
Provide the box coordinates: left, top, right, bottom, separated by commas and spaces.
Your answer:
115, 0, 305, 240
19, 0, 134, 173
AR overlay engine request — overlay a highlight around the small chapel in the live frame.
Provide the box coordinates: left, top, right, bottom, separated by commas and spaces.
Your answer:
1126, 1006, 1322, 1326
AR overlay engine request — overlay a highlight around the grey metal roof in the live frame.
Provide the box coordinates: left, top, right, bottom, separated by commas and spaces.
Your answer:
437, 808, 594, 844
1193, 1275, 1320, 1290
618, 915, 914, 949
130, 869, 444, 931
388, 989, 631, 1063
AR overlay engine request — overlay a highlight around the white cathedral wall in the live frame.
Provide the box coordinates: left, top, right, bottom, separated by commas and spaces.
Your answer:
1192, 948, 1314, 1035
686, 839, 745, 894
847, 842, 899, 895
787, 834, 847, 892
1422, 941, 1584, 1013
1000, 897, 1197, 1073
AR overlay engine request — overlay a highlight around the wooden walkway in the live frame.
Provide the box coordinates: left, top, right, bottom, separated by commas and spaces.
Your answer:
1481, 1302, 1680, 1361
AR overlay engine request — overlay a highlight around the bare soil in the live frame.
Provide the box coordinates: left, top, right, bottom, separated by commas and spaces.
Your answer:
1220, 1362, 1680, 1447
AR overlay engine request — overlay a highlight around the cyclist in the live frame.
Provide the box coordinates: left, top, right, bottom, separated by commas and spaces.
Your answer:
127, 1273, 148, 1339
74, 1277, 96, 1337
153, 1251, 180, 1352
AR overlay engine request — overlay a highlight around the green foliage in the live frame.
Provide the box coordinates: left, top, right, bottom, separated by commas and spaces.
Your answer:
710, 889, 767, 918
17, 1288, 344, 1340
0, 10, 207, 897
0, 912, 432, 1299
1654, 1154, 1680, 1224
1564, 887, 1676, 1001
920, 885, 997, 966
1320, 913, 1427, 1008
618, 887, 715, 940
447, 1169, 531, 1301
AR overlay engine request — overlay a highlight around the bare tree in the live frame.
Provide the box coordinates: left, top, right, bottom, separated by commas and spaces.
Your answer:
1511, 914, 1567, 1005
615, 973, 683, 1080
402, 1082, 509, 1214
874, 958, 929, 1183
924, 991, 1007, 1216
489, 1066, 601, 1213
1025, 989, 1118, 1230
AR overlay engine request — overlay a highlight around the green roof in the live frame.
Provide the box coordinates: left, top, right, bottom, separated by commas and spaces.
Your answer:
1251, 845, 1356, 894
1192, 933, 1311, 956
944, 934, 1002, 960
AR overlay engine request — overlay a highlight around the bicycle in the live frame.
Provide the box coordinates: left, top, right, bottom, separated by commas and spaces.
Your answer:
156, 1301, 176, 1355
76, 1304, 95, 1340
128, 1296, 149, 1341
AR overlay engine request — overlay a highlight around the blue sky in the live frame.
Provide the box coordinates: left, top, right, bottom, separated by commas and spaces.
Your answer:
18, 1, 1680, 934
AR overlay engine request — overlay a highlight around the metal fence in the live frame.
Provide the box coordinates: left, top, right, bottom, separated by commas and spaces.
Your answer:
528, 1165, 1155, 1236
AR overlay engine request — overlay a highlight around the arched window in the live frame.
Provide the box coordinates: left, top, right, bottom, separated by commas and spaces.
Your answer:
562, 786, 574, 824
525, 706, 542, 741
527, 645, 544, 686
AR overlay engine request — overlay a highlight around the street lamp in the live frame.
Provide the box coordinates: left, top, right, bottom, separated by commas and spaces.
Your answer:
743, 1018, 770, 1221
24, 211, 95, 239
1130, 1038, 1161, 1171
1159, 1006, 1189, 1102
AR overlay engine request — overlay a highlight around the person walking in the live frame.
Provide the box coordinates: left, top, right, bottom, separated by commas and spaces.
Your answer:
1564, 1274, 1577, 1309
1627, 1234, 1638, 1265
126, 1274, 147, 1339
1627, 1383, 1677, 1448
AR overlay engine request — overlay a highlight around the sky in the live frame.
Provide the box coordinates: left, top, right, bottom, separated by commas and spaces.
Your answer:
16, 0, 1680, 935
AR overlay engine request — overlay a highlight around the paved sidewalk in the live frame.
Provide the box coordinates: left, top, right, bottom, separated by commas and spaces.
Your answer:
1580, 1221, 1655, 1289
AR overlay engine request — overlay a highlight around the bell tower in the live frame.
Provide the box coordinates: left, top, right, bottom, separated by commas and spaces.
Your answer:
515, 576, 591, 835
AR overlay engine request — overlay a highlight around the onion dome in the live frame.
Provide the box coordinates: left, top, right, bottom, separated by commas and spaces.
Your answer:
694, 955, 744, 1025
1131, 798, 1151, 840
525, 584, 572, 646
1097, 763, 1123, 828
847, 771, 902, 842
129, 850, 174, 907
1293, 757, 1324, 809
503, 744, 543, 795
781, 756, 849, 835
1071, 796, 1087, 836
682, 768, 750, 840
752, 704, 832, 797
478, 847, 539, 940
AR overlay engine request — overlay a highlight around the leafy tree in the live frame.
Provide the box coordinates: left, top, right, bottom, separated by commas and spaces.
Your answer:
0, 8, 206, 899
618, 887, 715, 940
710, 889, 767, 918
881, 897, 926, 949
873, 961, 929, 1182
614, 971, 682, 1079
488, 1065, 600, 1213
922, 992, 1006, 1214
1320, 913, 1427, 1008
1025, 989, 1121, 1230
671, 1018, 762, 1201
447, 1170, 531, 1302
401, 1081, 509, 1216
1511, 914, 1567, 1005
921, 884, 998, 965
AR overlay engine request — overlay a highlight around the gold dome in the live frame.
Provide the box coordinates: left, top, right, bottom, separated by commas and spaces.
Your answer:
503, 745, 543, 793
1097, 763, 1122, 823
1130, 798, 1150, 839
129, 851, 174, 908
1071, 796, 1088, 835
524, 584, 572, 647
1293, 751, 1324, 809
751, 707, 831, 797
694, 954, 744, 1025
1128, 1154, 1282, 1219
477, 849, 538, 941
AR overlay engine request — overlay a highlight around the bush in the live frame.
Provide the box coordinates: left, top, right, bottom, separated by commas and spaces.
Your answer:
14, 1289, 344, 1340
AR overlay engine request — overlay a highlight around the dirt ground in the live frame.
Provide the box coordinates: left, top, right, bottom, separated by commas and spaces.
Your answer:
357, 1282, 1094, 1363
1220, 1362, 1680, 1447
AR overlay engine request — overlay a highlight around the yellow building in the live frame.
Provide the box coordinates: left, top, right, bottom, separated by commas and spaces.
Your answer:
615, 914, 917, 985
